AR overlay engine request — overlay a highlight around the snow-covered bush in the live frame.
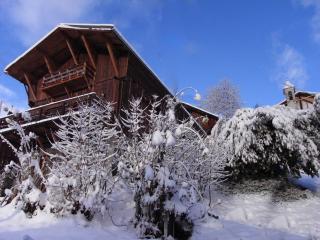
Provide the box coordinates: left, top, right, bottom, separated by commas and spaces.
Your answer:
0, 111, 44, 215
45, 100, 121, 219
0, 97, 228, 238
117, 96, 226, 239
210, 99, 320, 179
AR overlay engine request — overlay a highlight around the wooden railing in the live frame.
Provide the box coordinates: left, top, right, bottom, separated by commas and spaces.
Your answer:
41, 63, 95, 89
0, 92, 97, 131
34, 88, 90, 107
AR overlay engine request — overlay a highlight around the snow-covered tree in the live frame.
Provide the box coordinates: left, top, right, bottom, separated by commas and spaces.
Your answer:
45, 100, 121, 219
210, 94, 320, 179
201, 79, 242, 119
117, 96, 227, 238
0, 108, 45, 215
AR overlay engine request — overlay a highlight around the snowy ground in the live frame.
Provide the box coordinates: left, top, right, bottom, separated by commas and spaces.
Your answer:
194, 192, 320, 239
0, 185, 136, 240
194, 177, 320, 240
0, 208, 135, 240
0, 178, 319, 240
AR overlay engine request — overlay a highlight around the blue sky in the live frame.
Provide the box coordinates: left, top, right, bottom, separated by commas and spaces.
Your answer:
0, 0, 319, 110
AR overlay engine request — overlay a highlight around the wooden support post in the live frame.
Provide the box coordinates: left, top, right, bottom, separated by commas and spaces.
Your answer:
43, 55, 55, 74
24, 73, 37, 100
106, 42, 119, 78
66, 38, 79, 65
81, 35, 96, 69
36, 47, 56, 74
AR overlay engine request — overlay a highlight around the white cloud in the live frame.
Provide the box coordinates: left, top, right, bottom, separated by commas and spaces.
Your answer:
0, 84, 15, 97
273, 44, 308, 89
1, 0, 163, 46
2, 0, 98, 46
299, 0, 320, 43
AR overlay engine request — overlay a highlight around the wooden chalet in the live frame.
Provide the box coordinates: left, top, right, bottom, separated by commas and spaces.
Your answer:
0, 23, 218, 169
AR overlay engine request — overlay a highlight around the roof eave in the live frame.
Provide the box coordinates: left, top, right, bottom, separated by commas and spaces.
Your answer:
180, 101, 219, 118
4, 23, 115, 74
4, 25, 61, 74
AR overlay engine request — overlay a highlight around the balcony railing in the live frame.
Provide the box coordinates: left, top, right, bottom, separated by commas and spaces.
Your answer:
41, 63, 95, 90
0, 92, 97, 131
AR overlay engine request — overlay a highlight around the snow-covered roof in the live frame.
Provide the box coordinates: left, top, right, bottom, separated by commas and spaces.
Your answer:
295, 90, 319, 95
181, 101, 219, 118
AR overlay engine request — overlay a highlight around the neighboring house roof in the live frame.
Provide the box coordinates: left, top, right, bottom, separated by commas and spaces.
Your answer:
181, 101, 219, 119
278, 91, 318, 105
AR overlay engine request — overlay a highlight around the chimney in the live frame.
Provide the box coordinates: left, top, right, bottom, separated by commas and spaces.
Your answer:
283, 81, 296, 108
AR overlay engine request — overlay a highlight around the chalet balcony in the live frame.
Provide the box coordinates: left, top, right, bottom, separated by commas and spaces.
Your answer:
41, 63, 95, 95
0, 92, 97, 132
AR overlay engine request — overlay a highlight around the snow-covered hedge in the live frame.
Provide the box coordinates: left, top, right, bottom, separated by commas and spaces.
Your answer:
210, 94, 320, 179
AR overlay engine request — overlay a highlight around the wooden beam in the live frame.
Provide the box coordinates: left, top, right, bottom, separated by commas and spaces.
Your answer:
65, 38, 79, 65
43, 55, 55, 74
64, 86, 70, 97
36, 47, 56, 74
83, 75, 91, 91
299, 96, 314, 104
24, 73, 37, 100
59, 30, 79, 65
81, 35, 96, 69
106, 42, 119, 78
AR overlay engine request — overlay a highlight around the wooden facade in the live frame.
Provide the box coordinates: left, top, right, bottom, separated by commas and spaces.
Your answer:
0, 23, 218, 168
